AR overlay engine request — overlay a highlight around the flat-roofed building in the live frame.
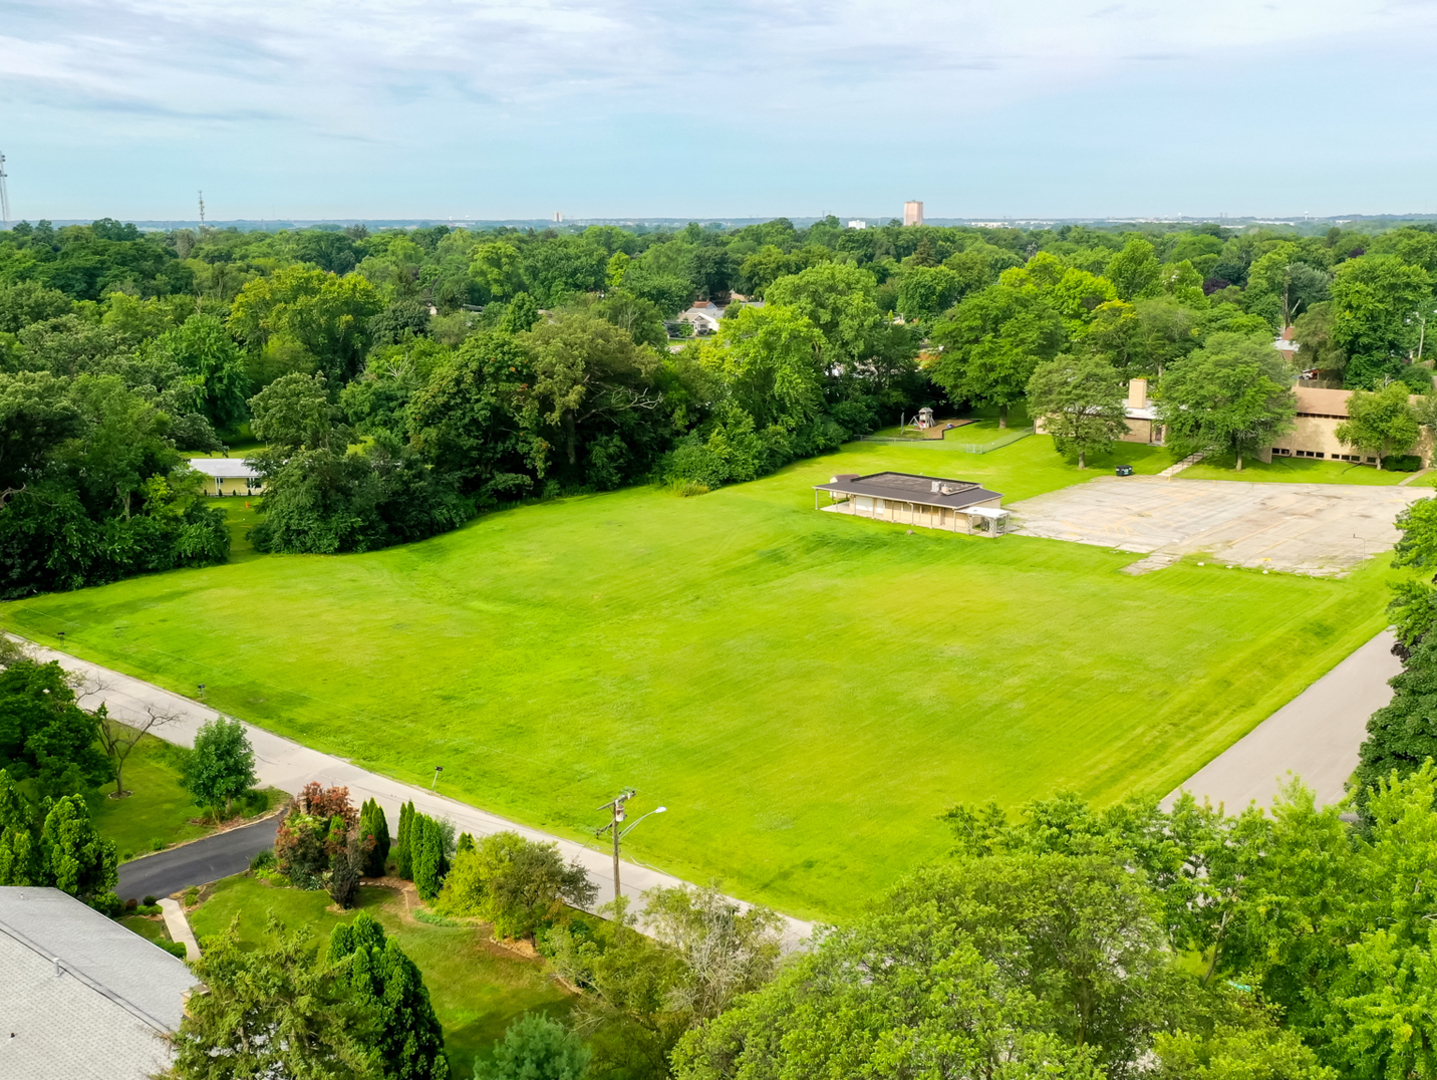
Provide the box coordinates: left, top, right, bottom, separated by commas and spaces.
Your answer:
1261, 386, 1433, 465
903, 200, 924, 227
813, 470, 1009, 534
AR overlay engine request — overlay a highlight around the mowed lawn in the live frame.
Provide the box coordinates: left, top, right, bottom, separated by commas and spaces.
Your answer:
1, 436, 1394, 919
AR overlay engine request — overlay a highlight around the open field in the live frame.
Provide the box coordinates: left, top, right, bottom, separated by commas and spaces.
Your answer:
188, 876, 574, 1076
1, 436, 1394, 919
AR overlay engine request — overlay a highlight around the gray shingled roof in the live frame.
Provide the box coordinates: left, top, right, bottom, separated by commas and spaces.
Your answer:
813, 471, 1002, 511
0, 887, 201, 1080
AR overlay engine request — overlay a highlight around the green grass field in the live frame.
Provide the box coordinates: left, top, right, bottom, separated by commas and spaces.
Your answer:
2, 436, 1394, 919
88, 736, 209, 858
1179, 454, 1414, 486
188, 876, 574, 1075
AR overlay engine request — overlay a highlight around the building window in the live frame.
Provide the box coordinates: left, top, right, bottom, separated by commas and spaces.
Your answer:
1272, 447, 1291, 456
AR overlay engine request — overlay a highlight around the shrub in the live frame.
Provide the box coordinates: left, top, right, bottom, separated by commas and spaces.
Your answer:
1383, 454, 1423, 472
143, 894, 157, 906
274, 783, 359, 890
437, 831, 597, 940
124, 897, 138, 912
249, 849, 276, 872
138, 903, 162, 916
183, 887, 199, 907
476, 1011, 590, 1080
161, 941, 188, 960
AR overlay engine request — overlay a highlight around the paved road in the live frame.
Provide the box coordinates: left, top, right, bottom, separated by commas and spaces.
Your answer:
1165, 629, 1401, 811
118, 817, 280, 902
10, 636, 815, 946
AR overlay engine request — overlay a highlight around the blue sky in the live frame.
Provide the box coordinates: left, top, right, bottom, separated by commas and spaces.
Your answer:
3, 0, 1436, 221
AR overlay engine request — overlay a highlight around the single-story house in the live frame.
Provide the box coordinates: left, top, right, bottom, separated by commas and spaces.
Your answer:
1260, 386, 1434, 465
813, 471, 1009, 534
0, 886, 202, 1079
188, 457, 262, 496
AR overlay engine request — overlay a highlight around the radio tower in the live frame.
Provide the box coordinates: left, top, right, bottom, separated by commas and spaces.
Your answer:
0, 152, 10, 228
197, 190, 205, 231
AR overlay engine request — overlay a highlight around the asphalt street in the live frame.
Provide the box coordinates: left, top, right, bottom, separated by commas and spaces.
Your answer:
117, 816, 280, 902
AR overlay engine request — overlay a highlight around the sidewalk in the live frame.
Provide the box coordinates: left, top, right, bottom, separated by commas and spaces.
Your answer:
10, 636, 816, 947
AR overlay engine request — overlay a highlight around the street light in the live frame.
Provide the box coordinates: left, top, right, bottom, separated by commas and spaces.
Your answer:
596, 791, 666, 905
197, 683, 206, 701
431, 766, 444, 790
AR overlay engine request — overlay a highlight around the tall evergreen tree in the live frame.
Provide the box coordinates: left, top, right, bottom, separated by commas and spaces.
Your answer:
328, 912, 449, 1080
411, 812, 447, 901
396, 801, 414, 880
359, 799, 391, 877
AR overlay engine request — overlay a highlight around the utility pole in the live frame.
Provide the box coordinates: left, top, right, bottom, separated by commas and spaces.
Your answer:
596, 788, 635, 903
0, 151, 9, 228
594, 792, 667, 908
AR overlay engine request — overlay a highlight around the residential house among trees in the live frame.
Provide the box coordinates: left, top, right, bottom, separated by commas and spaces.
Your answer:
188, 457, 262, 496
814, 471, 1009, 534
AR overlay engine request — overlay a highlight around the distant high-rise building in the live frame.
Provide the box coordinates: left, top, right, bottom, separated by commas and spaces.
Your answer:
847, 219, 867, 230
553, 211, 563, 223
903, 200, 924, 227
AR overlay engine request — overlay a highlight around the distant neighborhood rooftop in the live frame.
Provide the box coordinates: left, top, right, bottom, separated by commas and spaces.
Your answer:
814, 471, 1002, 511
0, 886, 201, 1080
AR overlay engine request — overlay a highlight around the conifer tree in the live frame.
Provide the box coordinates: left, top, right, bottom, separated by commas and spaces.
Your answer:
359, 799, 391, 877
411, 812, 447, 901
396, 801, 414, 880
328, 912, 449, 1079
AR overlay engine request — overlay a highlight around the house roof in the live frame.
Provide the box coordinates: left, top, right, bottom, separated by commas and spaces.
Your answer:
813, 471, 1002, 510
0, 887, 201, 1080
188, 457, 260, 480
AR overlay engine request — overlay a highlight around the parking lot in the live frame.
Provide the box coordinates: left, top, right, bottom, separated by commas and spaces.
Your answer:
1008, 476, 1430, 576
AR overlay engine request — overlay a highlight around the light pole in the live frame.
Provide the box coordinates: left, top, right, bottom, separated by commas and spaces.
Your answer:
595, 790, 666, 904
431, 765, 444, 790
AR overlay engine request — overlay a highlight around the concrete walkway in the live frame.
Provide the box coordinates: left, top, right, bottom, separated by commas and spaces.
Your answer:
157, 898, 201, 960
10, 637, 815, 946
1164, 630, 1401, 812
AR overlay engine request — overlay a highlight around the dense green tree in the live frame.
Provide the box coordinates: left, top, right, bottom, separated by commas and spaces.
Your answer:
183, 715, 256, 817
150, 314, 250, 431
519, 312, 662, 472
1105, 237, 1164, 301
229, 266, 382, 386
1330, 255, 1432, 389
0, 658, 111, 799
169, 917, 382, 1080
1156, 332, 1296, 469
437, 831, 596, 939
0, 280, 72, 334
1351, 631, 1437, 817
1027, 353, 1131, 467
476, 1012, 590, 1080
929, 285, 1064, 427
1336, 381, 1420, 468
521, 237, 608, 307
328, 912, 450, 1079
0, 768, 39, 885
39, 793, 118, 902
894, 265, 960, 321
410, 812, 449, 902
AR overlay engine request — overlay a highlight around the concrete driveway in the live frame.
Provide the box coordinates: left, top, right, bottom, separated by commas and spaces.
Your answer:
1008, 476, 1430, 575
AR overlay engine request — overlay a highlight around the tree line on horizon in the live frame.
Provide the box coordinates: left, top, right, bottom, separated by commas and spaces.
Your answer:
4, 214, 1437, 596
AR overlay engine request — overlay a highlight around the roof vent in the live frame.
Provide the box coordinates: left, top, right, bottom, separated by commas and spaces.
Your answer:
938, 483, 962, 496
930, 481, 941, 492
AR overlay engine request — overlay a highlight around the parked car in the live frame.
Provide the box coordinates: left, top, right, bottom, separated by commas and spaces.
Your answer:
1115, 464, 1134, 476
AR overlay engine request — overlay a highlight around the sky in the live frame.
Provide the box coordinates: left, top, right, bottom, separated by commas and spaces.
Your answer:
3, 0, 1437, 222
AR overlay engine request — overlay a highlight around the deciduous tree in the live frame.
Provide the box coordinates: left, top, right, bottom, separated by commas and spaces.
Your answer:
1336, 381, 1420, 468
183, 715, 256, 818
1027, 353, 1131, 468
